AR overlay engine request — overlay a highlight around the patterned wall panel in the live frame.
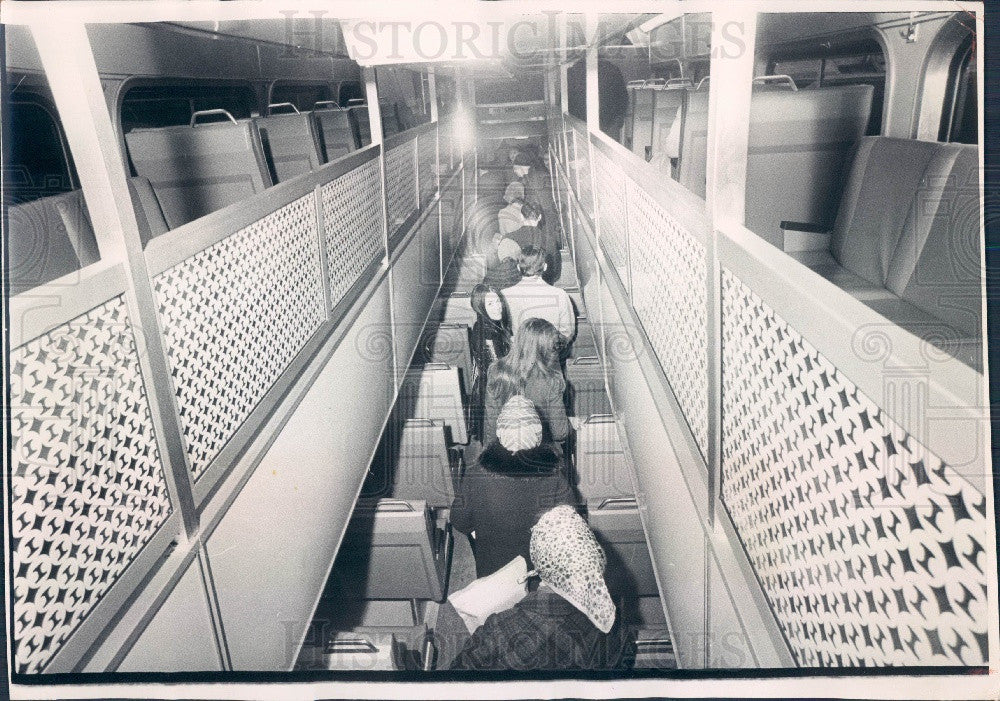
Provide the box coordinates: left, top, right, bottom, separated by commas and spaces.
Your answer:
593, 148, 630, 283
322, 158, 386, 309
386, 139, 418, 233
154, 195, 326, 479
418, 128, 438, 208
626, 184, 708, 457
10, 296, 173, 673
721, 270, 990, 667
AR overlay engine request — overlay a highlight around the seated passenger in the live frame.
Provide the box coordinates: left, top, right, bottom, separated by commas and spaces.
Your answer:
470, 284, 512, 442
450, 504, 632, 671
503, 247, 576, 343
483, 318, 569, 448
498, 188, 527, 236
451, 396, 574, 578
483, 255, 522, 290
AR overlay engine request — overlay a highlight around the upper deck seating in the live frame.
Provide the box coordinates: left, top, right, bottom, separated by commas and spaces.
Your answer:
7, 189, 98, 291
125, 111, 272, 229
253, 107, 324, 183
381, 102, 403, 137
785, 136, 982, 370
630, 86, 656, 160
416, 323, 473, 396
331, 499, 449, 603
389, 419, 460, 510
678, 84, 872, 248
312, 103, 360, 162
587, 497, 659, 599
648, 87, 685, 164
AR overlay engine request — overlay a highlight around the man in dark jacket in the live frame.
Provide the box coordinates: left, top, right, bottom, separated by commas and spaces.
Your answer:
511, 151, 561, 283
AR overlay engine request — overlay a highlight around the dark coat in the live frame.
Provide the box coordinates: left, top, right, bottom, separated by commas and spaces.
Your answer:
449, 587, 633, 671
470, 318, 511, 441
450, 442, 574, 578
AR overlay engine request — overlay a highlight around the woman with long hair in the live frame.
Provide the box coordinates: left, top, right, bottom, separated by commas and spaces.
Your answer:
482, 317, 569, 447
469, 284, 512, 441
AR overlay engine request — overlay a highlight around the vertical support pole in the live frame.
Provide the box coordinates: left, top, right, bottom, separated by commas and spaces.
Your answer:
427, 67, 443, 281
31, 21, 199, 539
703, 8, 757, 668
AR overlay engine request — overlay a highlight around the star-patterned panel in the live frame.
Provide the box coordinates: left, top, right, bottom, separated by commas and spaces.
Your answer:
10, 296, 173, 673
153, 194, 325, 479
386, 138, 418, 234
721, 269, 989, 666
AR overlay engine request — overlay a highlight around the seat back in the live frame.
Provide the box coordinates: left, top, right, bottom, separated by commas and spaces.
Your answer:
390, 419, 457, 509
381, 102, 403, 137
648, 88, 685, 162
677, 88, 709, 198
313, 104, 361, 162
587, 497, 659, 598
253, 111, 324, 183
399, 364, 468, 444
349, 105, 372, 146
745, 84, 873, 246
830, 136, 941, 288
333, 499, 446, 601
885, 143, 981, 338
125, 116, 272, 229
417, 323, 473, 396
7, 189, 98, 291
575, 415, 634, 502
127, 176, 169, 247
565, 356, 612, 418
622, 83, 639, 149
630, 87, 656, 159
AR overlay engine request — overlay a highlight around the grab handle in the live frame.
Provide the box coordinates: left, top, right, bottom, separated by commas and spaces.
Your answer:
268, 102, 300, 115
753, 74, 798, 91
190, 109, 237, 127
314, 100, 341, 110
597, 497, 637, 510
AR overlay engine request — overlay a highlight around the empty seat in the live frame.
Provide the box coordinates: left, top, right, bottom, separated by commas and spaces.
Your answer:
253, 106, 324, 183
630, 86, 656, 160
574, 414, 634, 502
313, 102, 360, 162
125, 110, 272, 229
381, 102, 403, 137
785, 136, 982, 369
416, 323, 473, 396
389, 419, 460, 510
567, 317, 598, 359
587, 497, 659, 598
433, 293, 478, 328
565, 355, 611, 418
648, 87, 685, 163
398, 364, 468, 444
331, 499, 449, 603
7, 189, 98, 291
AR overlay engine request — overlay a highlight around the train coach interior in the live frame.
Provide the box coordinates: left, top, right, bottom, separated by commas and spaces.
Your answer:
3, 4, 993, 680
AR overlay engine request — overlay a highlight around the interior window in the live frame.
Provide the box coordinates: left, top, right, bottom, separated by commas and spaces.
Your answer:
338, 81, 364, 106
269, 82, 333, 112
5, 96, 76, 205
941, 38, 977, 144
120, 83, 257, 133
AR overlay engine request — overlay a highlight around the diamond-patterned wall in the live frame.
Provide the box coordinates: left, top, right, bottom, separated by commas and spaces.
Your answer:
721, 270, 990, 667
386, 138, 418, 233
10, 296, 173, 673
154, 194, 325, 479
323, 158, 386, 309
627, 184, 708, 457
418, 128, 438, 208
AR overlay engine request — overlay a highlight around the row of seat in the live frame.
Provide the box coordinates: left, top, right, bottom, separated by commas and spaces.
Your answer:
123, 103, 371, 232
621, 79, 875, 246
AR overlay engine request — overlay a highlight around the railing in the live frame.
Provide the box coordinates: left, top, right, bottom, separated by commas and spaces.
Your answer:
551, 110, 990, 668
9, 113, 468, 671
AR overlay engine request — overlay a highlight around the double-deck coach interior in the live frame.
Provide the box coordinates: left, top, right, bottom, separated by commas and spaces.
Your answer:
3, 2, 994, 680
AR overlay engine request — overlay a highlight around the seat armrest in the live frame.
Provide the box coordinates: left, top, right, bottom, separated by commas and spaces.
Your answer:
781, 221, 832, 253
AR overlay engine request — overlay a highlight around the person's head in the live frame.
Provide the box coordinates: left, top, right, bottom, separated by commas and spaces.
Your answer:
519, 201, 542, 227
471, 283, 507, 323
503, 181, 525, 204
495, 395, 543, 453
512, 150, 533, 178
496, 238, 522, 263
488, 317, 563, 403
482, 257, 522, 290
529, 505, 616, 633
518, 246, 547, 277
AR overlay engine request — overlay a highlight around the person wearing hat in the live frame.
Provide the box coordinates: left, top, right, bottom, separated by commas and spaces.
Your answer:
450, 396, 574, 579
449, 504, 633, 671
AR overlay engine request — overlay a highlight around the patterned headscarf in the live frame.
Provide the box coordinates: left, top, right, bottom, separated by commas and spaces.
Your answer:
496, 395, 543, 452
529, 505, 616, 633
